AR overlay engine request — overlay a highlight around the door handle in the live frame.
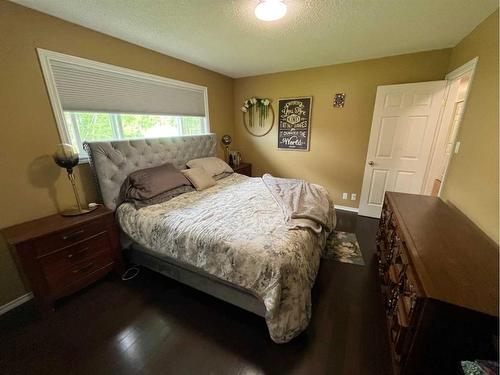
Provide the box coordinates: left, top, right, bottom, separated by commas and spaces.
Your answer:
368, 161, 375, 166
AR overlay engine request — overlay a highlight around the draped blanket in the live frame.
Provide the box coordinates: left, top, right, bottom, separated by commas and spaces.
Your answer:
262, 173, 335, 234
117, 174, 336, 343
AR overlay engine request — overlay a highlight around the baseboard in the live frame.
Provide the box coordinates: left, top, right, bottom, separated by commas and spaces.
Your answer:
334, 204, 359, 213
0, 292, 33, 316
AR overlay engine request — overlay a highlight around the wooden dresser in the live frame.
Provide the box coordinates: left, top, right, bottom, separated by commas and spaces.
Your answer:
377, 192, 499, 374
2, 207, 122, 314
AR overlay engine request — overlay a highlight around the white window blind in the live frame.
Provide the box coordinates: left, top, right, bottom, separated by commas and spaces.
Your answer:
38, 49, 210, 161
50, 60, 206, 117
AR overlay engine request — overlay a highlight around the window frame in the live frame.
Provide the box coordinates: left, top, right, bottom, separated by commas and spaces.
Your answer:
37, 48, 210, 163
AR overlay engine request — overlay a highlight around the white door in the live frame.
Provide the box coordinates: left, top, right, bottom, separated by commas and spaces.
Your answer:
422, 78, 460, 195
358, 81, 447, 218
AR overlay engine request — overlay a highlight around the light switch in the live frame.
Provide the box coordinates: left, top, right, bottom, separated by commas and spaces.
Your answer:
454, 141, 461, 154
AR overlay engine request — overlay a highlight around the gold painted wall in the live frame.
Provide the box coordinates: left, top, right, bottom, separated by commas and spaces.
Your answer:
0, 1, 234, 305
440, 10, 499, 244
233, 49, 451, 207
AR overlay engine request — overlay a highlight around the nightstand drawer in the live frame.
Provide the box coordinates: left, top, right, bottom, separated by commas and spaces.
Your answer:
45, 250, 114, 290
38, 232, 110, 274
33, 219, 110, 256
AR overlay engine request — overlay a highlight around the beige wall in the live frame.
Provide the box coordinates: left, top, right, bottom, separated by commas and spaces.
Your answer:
0, 1, 234, 305
233, 50, 451, 207
440, 10, 499, 244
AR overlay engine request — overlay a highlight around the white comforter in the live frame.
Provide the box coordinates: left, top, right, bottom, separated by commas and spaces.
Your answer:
116, 174, 335, 343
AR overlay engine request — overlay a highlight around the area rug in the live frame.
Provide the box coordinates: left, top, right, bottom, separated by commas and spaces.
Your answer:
323, 231, 365, 266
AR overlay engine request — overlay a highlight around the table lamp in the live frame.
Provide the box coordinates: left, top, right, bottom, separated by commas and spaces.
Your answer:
221, 134, 232, 162
53, 144, 97, 216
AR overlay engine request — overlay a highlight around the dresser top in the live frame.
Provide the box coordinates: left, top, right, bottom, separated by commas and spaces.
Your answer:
2, 206, 113, 245
387, 192, 499, 317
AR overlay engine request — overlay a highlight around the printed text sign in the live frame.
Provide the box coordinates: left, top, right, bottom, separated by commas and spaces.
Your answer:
277, 97, 312, 151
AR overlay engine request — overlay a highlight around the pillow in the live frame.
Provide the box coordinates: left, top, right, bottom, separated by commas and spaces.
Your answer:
181, 168, 216, 191
119, 162, 191, 203
133, 185, 195, 209
213, 171, 233, 180
186, 157, 233, 177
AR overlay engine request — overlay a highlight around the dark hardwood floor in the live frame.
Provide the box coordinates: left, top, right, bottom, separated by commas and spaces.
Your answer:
0, 211, 392, 375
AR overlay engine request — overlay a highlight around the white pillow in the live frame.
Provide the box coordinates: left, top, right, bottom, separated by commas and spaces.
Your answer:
186, 157, 233, 177
181, 168, 216, 191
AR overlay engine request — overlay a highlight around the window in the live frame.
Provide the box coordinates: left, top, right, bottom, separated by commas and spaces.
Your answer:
38, 49, 209, 161
64, 112, 206, 155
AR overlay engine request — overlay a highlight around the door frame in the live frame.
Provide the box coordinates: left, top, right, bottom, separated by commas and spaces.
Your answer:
434, 57, 479, 197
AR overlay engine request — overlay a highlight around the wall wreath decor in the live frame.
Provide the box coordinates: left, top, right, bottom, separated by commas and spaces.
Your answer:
241, 97, 274, 137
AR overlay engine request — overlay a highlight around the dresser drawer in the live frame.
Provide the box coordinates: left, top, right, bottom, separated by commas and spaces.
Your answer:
33, 219, 110, 256
392, 299, 410, 357
38, 232, 110, 274
45, 250, 114, 291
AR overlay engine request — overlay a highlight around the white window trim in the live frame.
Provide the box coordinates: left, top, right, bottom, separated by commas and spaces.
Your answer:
437, 56, 479, 197
37, 48, 210, 162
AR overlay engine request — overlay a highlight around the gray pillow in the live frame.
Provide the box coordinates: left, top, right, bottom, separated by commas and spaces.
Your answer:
132, 185, 195, 209
119, 162, 191, 205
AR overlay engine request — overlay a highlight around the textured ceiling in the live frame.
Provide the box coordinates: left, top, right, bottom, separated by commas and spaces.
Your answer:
11, 0, 499, 78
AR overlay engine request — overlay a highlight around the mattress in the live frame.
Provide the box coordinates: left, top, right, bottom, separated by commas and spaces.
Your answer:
116, 173, 332, 343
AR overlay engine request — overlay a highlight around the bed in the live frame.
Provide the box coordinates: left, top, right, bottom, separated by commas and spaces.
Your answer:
84, 134, 334, 343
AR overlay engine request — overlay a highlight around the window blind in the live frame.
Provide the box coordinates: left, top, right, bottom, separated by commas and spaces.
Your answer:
50, 60, 206, 117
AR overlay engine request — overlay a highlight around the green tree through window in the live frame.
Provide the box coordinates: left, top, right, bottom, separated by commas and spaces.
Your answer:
64, 111, 206, 157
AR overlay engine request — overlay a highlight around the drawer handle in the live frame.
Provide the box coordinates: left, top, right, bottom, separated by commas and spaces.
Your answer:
67, 247, 89, 259
62, 230, 85, 241
72, 262, 94, 274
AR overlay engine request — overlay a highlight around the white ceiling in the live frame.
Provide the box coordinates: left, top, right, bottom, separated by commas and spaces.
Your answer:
12, 0, 498, 78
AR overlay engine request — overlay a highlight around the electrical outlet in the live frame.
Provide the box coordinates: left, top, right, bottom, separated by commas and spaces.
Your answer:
342, 193, 348, 200
351, 193, 357, 201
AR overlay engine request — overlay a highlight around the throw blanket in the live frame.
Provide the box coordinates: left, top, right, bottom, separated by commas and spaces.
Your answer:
117, 174, 336, 343
262, 173, 335, 233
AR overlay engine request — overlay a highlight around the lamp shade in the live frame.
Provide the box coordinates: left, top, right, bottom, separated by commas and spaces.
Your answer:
52, 143, 96, 216
53, 143, 79, 171
221, 134, 232, 146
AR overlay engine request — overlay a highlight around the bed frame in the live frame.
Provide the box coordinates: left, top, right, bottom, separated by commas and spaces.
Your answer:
84, 134, 266, 317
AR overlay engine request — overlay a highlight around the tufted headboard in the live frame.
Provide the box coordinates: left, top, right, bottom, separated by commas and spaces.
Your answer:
83, 134, 217, 210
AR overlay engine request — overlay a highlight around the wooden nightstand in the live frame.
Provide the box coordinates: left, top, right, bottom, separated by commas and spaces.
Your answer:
232, 162, 252, 177
2, 207, 122, 314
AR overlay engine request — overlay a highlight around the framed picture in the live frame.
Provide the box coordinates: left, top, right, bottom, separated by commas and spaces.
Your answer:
277, 96, 312, 151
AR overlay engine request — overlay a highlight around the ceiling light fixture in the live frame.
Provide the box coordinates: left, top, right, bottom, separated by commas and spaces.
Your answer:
255, 0, 287, 21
